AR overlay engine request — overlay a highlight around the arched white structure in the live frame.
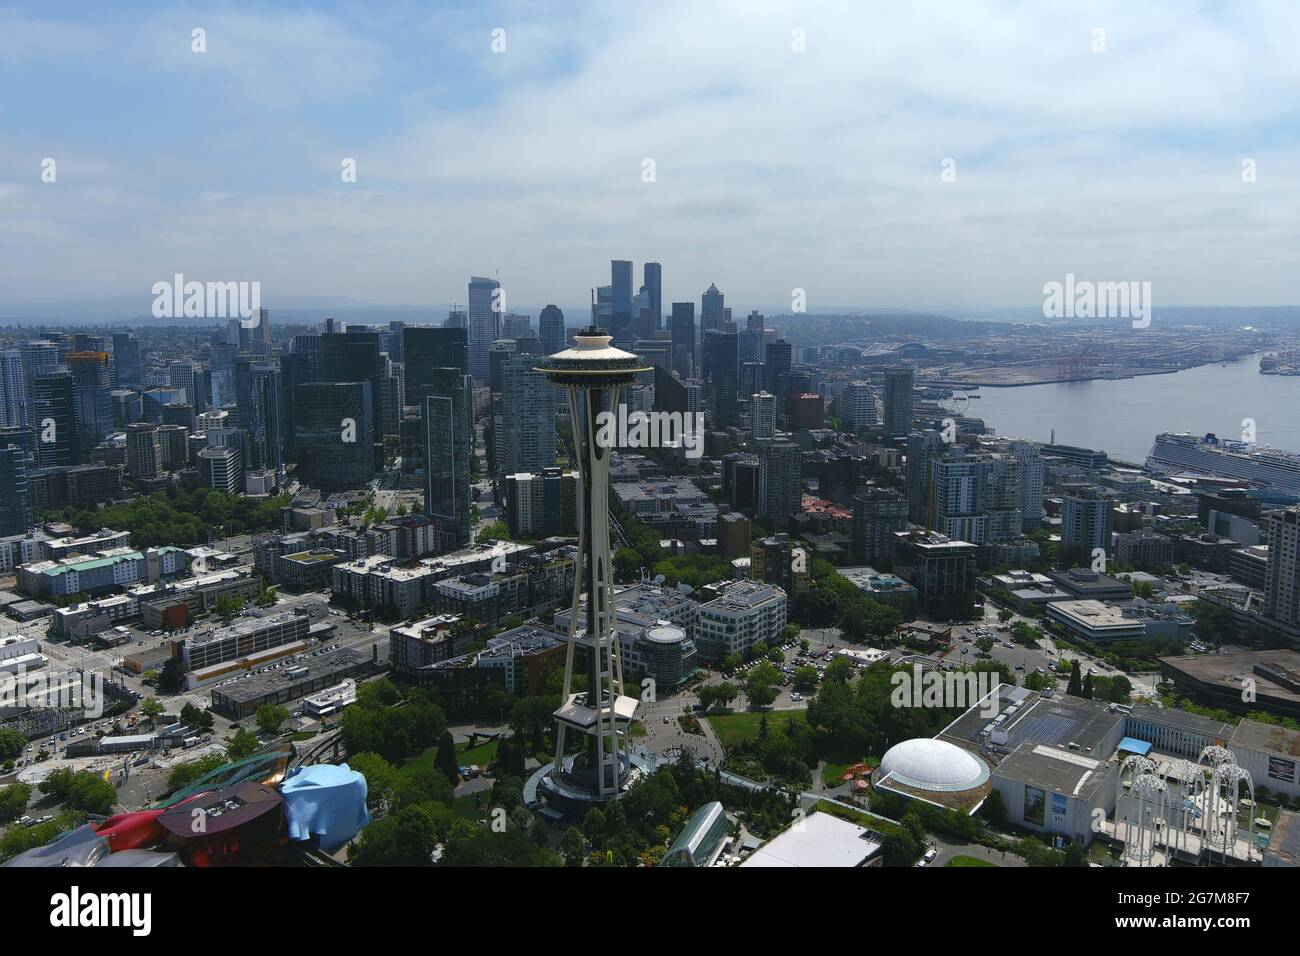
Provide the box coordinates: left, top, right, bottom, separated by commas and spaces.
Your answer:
1115, 754, 1156, 807
878, 739, 989, 793
1121, 772, 1169, 867
1198, 745, 1234, 770
1161, 758, 1203, 857
1203, 762, 1256, 862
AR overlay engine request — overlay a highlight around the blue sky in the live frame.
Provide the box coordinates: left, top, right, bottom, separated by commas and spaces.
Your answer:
2, 0, 1300, 315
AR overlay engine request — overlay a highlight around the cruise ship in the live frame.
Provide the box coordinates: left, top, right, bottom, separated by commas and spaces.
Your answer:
1147, 432, 1300, 497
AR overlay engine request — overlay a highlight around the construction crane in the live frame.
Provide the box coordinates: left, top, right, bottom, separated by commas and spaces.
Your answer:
1057, 342, 1096, 381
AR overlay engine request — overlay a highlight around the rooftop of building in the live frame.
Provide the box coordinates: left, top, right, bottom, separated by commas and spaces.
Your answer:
1046, 600, 1144, 630
335, 554, 397, 574
1229, 718, 1300, 758
992, 741, 1114, 801
940, 688, 1124, 759
418, 540, 534, 572
391, 613, 467, 641
212, 647, 371, 703
186, 610, 309, 648
892, 529, 976, 550
285, 550, 345, 565
1160, 649, 1300, 707
479, 625, 565, 661
1127, 703, 1236, 740
739, 810, 881, 868
702, 578, 784, 611
1266, 809, 1300, 866
839, 566, 914, 592
1047, 567, 1131, 594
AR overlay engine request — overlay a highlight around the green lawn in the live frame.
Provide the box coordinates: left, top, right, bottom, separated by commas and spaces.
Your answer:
707, 710, 809, 747
945, 855, 996, 868
455, 738, 500, 767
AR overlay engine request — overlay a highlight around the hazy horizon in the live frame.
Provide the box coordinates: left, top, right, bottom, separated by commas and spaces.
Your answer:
3, 1, 1300, 315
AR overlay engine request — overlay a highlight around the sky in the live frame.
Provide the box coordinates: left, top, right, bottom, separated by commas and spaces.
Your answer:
2, 0, 1299, 317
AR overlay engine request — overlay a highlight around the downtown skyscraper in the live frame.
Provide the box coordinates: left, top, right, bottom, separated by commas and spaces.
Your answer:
424, 368, 474, 553
468, 275, 501, 382
500, 353, 555, 476
670, 302, 696, 379
539, 305, 566, 357
883, 367, 915, 438
643, 262, 662, 330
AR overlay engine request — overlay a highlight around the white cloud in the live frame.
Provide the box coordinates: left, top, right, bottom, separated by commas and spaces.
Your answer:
2, 0, 1299, 310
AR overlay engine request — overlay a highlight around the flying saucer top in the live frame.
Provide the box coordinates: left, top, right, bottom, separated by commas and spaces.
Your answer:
537, 326, 650, 380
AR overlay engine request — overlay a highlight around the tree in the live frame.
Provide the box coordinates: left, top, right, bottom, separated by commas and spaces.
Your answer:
214, 594, 244, 625
392, 765, 455, 810
140, 697, 165, 721
1064, 842, 1088, 867
180, 702, 213, 730
614, 547, 641, 581
1081, 671, 1094, 701
1066, 660, 1083, 697
0, 729, 25, 761
68, 773, 117, 815
166, 752, 227, 792
494, 736, 528, 777
348, 752, 397, 810
351, 803, 458, 866
1190, 600, 1236, 646
698, 682, 738, 711
997, 609, 1013, 623
824, 657, 854, 685
157, 657, 186, 694
435, 731, 460, 783
40, 767, 76, 800
40, 769, 116, 815
440, 828, 563, 867
980, 787, 1008, 829
510, 696, 557, 752
560, 826, 587, 866
255, 704, 290, 736
793, 666, 820, 691
226, 729, 261, 761
0, 783, 31, 822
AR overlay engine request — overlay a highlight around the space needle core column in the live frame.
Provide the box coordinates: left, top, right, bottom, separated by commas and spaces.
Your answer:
537, 326, 651, 810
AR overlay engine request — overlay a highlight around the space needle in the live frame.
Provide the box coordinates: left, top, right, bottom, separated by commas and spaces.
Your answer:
535, 321, 651, 811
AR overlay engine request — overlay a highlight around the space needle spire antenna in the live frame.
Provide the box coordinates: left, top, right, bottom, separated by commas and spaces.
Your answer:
535, 323, 651, 811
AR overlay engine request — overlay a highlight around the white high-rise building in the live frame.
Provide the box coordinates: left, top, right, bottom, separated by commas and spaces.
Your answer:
501, 354, 555, 476
931, 447, 988, 544
750, 391, 777, 440
1265, 508, 1300, 627
0, 350, 27, 428
1009, 440, 1045, 530
842, 381, 877, 431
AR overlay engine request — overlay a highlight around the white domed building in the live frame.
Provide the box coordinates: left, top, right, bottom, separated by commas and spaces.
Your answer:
874, 738, 991, 812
